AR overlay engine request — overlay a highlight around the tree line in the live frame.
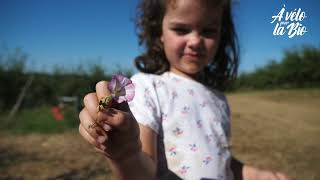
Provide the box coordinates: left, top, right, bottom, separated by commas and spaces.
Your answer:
233, 45, 320, 90
1, 45, 319, 111
0, 48, 132, 111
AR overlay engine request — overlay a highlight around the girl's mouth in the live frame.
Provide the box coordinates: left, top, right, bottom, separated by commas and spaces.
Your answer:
183, 53, 204, 61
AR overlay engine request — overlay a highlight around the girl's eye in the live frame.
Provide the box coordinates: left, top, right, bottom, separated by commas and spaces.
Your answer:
202, 28, 218, 37
172, 28, 190, 35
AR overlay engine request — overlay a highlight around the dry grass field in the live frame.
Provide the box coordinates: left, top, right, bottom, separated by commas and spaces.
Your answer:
229, 89, 320, 180
0, 89, 319, 180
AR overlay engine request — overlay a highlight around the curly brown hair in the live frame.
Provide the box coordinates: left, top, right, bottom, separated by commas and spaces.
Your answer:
134, 0, 239, 91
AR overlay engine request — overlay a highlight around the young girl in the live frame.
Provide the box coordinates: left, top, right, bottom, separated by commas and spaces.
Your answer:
79, 0, 290, 179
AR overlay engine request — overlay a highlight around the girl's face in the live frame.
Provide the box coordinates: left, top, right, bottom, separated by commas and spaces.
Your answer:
161, 0, 222, 79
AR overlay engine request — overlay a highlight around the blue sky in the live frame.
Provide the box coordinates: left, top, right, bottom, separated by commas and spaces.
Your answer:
0, 0, 319, 73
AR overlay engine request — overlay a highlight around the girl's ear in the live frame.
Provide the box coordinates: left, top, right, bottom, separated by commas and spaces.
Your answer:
160, 34, 164, 43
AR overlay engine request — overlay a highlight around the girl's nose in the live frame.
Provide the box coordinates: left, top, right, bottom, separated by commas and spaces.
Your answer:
187, 33, 203, 50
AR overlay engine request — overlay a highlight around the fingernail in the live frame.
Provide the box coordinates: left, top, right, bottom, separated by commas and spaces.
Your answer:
103, 124, 112, 131
100, 144, 106, 151
97, 136, 107, 144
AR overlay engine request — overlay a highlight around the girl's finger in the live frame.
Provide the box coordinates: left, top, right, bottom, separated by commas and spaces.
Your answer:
79, 124, 102, 147
276, 172, 290, 180
95, 81, 111, 101
95, 80, 136, 132
97, 108, 132, 131
95, 80, 131, 112
113, 101, 131, 112
95, 81, 125, 128
94, 147, 108, 156
79, 123, 109, 153
83, 92, 99, 120
79, 108, 107, 138
95, 81, 114, 123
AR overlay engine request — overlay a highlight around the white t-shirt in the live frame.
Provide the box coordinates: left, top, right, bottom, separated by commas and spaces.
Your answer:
128, 72, 234, 180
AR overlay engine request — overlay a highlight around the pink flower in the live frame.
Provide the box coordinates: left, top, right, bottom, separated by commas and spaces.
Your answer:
108, 74, 135, 103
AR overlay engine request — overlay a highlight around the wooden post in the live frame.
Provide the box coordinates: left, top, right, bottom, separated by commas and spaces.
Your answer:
7, 75, 34, 120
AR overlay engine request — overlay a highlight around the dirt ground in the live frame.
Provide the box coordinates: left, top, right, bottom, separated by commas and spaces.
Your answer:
1, 90, 319, 180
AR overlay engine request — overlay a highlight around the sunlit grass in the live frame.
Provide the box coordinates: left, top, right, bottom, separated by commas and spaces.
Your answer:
0, 106, 78, 134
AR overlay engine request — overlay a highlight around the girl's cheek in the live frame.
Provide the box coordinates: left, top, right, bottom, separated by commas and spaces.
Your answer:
208, 40, 218, 52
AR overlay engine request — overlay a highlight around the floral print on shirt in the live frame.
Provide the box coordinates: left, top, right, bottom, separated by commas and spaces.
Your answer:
203, 156, 213, 165
189, 143, 198, 152
179, 165, 190, 176
173, 127, 183, 136
129, 72, 233, 180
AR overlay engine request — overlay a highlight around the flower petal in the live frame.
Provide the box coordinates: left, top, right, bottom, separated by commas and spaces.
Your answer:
108, 77, 117, 92
115, 75, 132, 87
108, 74, 135, 103
116, 96, 127, 103
124, 83, 135, 102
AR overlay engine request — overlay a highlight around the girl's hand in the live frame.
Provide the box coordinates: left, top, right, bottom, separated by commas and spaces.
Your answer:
79, 81, 141, 160
244, 166, 291, 180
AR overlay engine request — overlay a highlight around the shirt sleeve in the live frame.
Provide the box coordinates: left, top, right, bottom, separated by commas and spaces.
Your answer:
128, 73, 162, 134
